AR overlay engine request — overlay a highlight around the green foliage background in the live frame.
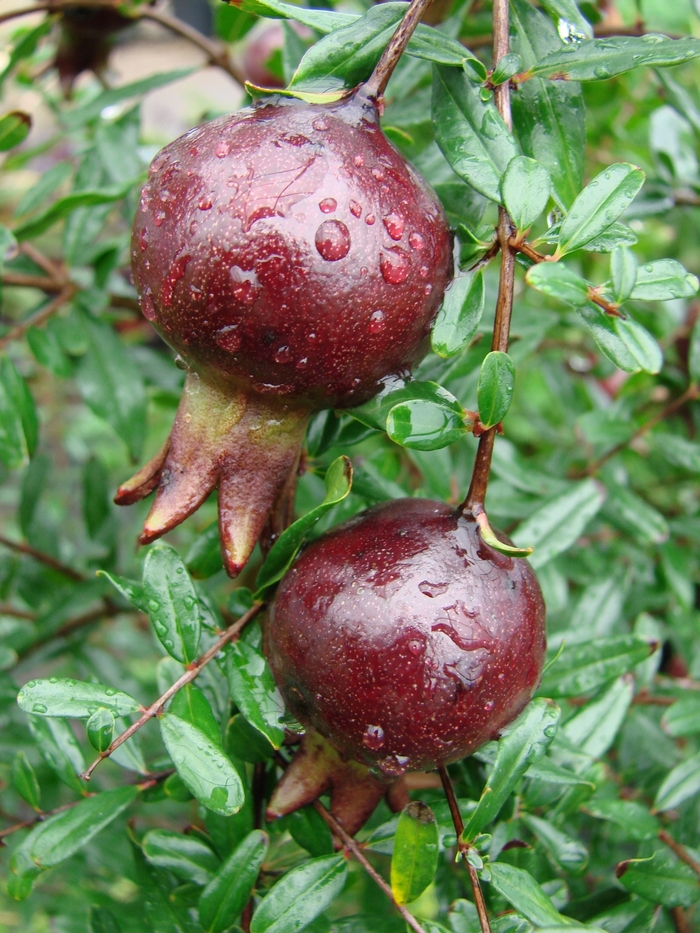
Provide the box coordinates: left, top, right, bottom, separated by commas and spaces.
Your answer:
1, 0, 700, 931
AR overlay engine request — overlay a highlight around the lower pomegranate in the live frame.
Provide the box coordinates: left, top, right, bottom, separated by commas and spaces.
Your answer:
265, 498, 546, 829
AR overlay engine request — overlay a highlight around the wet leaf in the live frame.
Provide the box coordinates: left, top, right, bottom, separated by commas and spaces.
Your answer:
27, 716, 85, 795
0, 357, 38, 469
602, 486, 669, 545
255, 456, 352, 597
630, 259, 699, 300
160, 713, 244, 816
86, 708, 115, 753
17, 678, 141, 719
199, 830, 269, 933
391, 802, 439, 905
250, 854, 347, 933
654, 751, 700, 812
142, 544, 202, 664
386, 397, 467, 450
525, 262, 590, 307
226, 622, 285, 748
431, 271, 485, 358
689, 318, 700, 384
538, 0, 592, 39
556, 164, 645, 257
616, 848, 700, 908
143, 829, 221, 886
64, 69, 196, 129
577, 306, 662, 374
14, 185, 133, 241
502, 157, 552, 231
432, 64, 518, 203
12, 751, 40, 810
562, 677, 633, 758
663, 695, 700, 737
527, 35, 700, 82
287, 807, 334, 857
477, 351, 516, 428
521, 813, 588, 873
0, 111, 31, 151
539, 636, 656, 698
464, 699, 560, 840
610, 247, 638, 304
584, 799, 659, 841
486, 863, 574, 927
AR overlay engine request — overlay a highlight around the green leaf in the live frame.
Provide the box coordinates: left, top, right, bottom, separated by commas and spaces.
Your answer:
663, 695, 700, 737
386, 398, 468, 451
477, 352, 516, 428
226, 713, 276, 763
63, 69, 196, 129
169, 685, 222, 748
17, 677, 141, 719
0, 111, 31, 151
538, 636, 656, 698
88, 906, 125, 933
432, 64, 518, 203
584, 799, 659, 841
491, 53, 523, 86
13, 185, 133, 241
616, 848, 700, 908
27, 716, 85, 795
527, 35, 700, 82
512, 479, 605, 569
255, 456, 352, 597
86, 708, 115, 753
538, 0, 592, 39
556, 164, 645, 257
250, 854, 347, 933
520, 813, 589, 873
602, 486, 669, 546
142, 544, 202, 664
477, 514, 533, 558
629, 259, 699, 301
655, 434, 700, 473
525, 262, 591, 306
12, 751, 40, 810
11, 786, 137, 880
502, 157, 552, 231
350, 378, 464, 434
464, 699, 560, 841
287, 807, 334, 857
610, 247, 638, 304
689, 318, 700, 385
186, 522, 223, 579
511, 0, 585, 209
75, 311, 147, 460
390, 802, 439, 905
199, 830, 269, 933
160, 713, 244, 816
486, 863, 576, 927
561, 677, 633, 758
654, 751, 700, 812
98, 570, 147, 612
577, 306, 662, 375
0, 357, 38, 469
431, 271, 485, 358
226, 622, 286, 748
143, 829, 221, 886
0, 20, 52, 90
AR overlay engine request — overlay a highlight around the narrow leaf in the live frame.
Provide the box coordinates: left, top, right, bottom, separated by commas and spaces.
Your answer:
610, 247, 638, 304
654, 751, 700, 812
226, 623, 286, 748
0, 111, 31, 151
526, 262, 591, 307
539, 636, 656, 698
250, 854, 347, 933
143, 829, 221, 885
390, 802, 439, 905
630, 259, 699, 301
617, 848, 700, 908
199, 830, 269, 933
17, 678, 141, 719
477, 352, 516, 429
502, 157, 552, 231
431, 271, 485, 358
142, 544, 202, 664
386, 398, 468, 450
12, 751, 40, 810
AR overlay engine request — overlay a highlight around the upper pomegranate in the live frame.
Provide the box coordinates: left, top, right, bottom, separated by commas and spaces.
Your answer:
117, 92, 453, 576
133, 94, 451, 405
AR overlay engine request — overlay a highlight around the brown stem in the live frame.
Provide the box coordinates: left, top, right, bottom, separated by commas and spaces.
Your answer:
0, 533, 85, 582
310, 799, 429, 933
20, 242, 64, 280
580, 383, 700, 477
364, 0, 436, 101
460, 0, 514, 516
0, 284, 77, 351
2, 272, 64, 292
0, 603, 36, 621
81, 603, 264, 780
439, 767, 492, 933
671, 907, 692, 933
17, 602, 121, 660
659, 830, 700, 880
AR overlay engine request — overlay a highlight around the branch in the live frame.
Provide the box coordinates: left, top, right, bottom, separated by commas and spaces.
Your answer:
0, 603, 36, 621
364, 0, 436, 101
0, 533, 85, 582
659, 830, 700, 880
0, 284, 77, 351
81, 602, 264, 780
460, 0, 515, 516
439, 767, 492, 933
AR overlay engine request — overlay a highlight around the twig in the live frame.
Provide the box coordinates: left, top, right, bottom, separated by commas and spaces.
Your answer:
439, 766, 492, 933
579, 383, 700, 477
20, 242, 63, 280
460, 0, 515, 516
0, 533, 85, 582
310, 799, 429, 933
81, 602, 264, 780
2, 272, 64, 292
0, 603, 36, 621
17, 602, 122, 660
0, 284, 77, 351
670, 907, 692, 933
364, 0, 436, 101
659, 830, 700, 881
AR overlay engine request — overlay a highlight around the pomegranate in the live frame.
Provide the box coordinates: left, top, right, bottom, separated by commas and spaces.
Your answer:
119, 92, 453, 575
265, 498, 546, 829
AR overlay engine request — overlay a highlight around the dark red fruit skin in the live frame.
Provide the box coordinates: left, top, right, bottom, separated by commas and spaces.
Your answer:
132, 93, 453, 408
266, 499, 546, 778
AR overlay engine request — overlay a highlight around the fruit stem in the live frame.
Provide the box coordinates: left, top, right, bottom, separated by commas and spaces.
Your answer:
461, 0, 516, 517
363, 0, 436, 101
438, 766, 493, 933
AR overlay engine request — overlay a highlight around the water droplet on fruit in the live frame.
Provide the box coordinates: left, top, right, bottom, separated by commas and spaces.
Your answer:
198, 197, 213, 211
425, 284, 433, 295
409, 231, 425, 250
380, 248, 410, 284
154, 210, 166, 226
365, 214, 376, 225
230, 266, 260, 305
139, 227, 149, 250
319, 197, 337, 213
383, 212, 405, 240
174, 355, 188, 370
162, 255, 191, 307
484, 700, 494, 711
354, 153, 364, 167
313, 117, 329, 131
216, 325, 241, 352
372, 167, 385, 181
369, 310, 385, 333
363, 725, 385, 750
419, 265, 429, 278
141, 289, 156, 321
315, 220, 351, 261
408, 638, 423, 656
419, 580, 449, 597
215, 140, 230, 158
349, 200, 362, 217
274, 346, 291, 363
